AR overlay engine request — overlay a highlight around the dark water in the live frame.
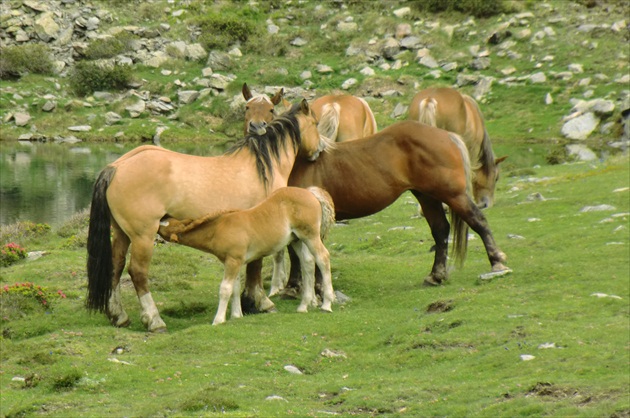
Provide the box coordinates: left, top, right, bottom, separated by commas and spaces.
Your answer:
0, 142, 222, 228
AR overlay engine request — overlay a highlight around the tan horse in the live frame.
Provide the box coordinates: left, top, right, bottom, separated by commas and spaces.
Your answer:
242, 83, 290, 135
86, 100, 330, 332
409, 87, 507, 209
311, 94, 378, 142
157, 186, 336, 325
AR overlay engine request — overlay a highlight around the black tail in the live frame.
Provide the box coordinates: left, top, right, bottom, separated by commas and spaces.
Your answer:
86, 166, 116, 313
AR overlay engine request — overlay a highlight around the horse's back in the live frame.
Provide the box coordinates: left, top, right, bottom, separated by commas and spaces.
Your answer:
312, 94, 376, 142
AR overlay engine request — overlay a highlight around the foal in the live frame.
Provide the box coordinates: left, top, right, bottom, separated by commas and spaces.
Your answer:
158, 187, 336, 325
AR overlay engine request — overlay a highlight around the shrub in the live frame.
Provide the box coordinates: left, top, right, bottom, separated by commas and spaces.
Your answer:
192, 12, 259, 51
0, 243, 27, 267
0, 221, 51, 245
69, 61, 133, 97
0, 44, 54, 79
0, 282, 67, 320
411, 0, 507, 18
83, 32, 136, 60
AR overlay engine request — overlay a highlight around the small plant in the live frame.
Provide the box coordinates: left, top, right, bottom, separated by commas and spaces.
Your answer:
0, 222, 51, 247
69, 61, 133, 97
0, 44, 54, 79
83, 32, 137, 60
0, 243, 27, 267
192, 11, 259, 51
1, 282, 67, 320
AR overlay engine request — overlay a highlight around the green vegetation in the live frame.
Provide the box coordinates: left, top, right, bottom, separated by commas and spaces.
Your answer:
0, 44, 54, 80
68, 62, 134, 97
0, 154, 628, 416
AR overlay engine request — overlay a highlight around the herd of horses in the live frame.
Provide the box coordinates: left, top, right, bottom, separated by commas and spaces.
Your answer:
86, 84, 509, 332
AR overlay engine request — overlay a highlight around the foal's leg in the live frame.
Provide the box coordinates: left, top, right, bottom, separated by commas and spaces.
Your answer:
230, 273, 243, 320
241, 259, 277, 314
448, 195, 508, 271
414, 192, 451, 286
269, 249, 287, 297
213, 257, 242, 325
108, 224, 131, 327
305, 239, 334, 312
291, 242, 317, 313
127, 234, 167, 332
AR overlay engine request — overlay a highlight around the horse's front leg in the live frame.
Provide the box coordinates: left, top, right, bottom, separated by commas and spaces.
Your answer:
450, 196, 508, 271
241, 258, 277, 314
309, 240, 334, 313
269, 249, 287, 297
415, 193, 450, 286
213, 258, 242, 325
230, 273, 243, 320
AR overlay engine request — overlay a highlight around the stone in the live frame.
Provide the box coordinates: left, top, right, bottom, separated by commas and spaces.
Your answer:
566, 144, 597, 161
126, 100, 145, 118
178, 90, 199, 104
529, 72, 547, 83
419, 55, 439, 69
14, 112, 31, 126
561, 112, 599, 140
393, 7, 411, 18
68, 125, 92, 132
341, 78, 357, 90
34, 12, 59, 42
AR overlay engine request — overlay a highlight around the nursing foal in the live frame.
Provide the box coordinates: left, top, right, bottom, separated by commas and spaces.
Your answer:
158, 186, 336, 325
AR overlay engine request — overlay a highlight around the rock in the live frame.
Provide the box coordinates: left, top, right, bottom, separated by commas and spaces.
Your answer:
176, 91, 198, 105
566, 144, 597, 161
520, 354, 535, 361
470, 57, 491, 70
390, 103, 407, 119
381, 38, 400, 60
545, 93, 553, 105
395, 23, 412, 39
290, 37, 308, 47
126, 100, 146, 118
337, 21, 357, 32
105, 111, 122, 125
393, 7, 411, 18
68, 125, 92, 132
34, 12, 59, 42
529, 72, 547, 84
283, 365, 303, 375
42, 101, 56, 112
561, 112, 599, 140
341, 78, 357, 90
206, 51, 232, 70
579, 204, 616, 212
321, 348, 347, 359
14, 112, 31, 126
419, 55, 439, 69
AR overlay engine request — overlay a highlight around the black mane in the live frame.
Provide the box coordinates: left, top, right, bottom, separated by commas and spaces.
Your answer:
226, 103, 303, 188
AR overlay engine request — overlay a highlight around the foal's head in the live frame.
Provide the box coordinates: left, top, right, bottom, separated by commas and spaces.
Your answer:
242, 83, 285, 136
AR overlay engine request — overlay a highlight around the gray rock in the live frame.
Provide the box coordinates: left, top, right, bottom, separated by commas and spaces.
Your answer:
290, 37, 307, 47
34, 12, 59, 42
561, 112, 599, 140
126, 100, 145, 118
105, 111, 122, 125
419, 55, 439, 69
68, 125, 91, 132
529, 72, 547, 84
390, 103, 407, 119
14, 113, 31, 126
381, 38, 400, 60
341, 78, 357, 90
580, 204, 616, 212
42, 101, 56, 112
566, 144, 597, 161
471, 57, 491, 70
178, 90, 199, 105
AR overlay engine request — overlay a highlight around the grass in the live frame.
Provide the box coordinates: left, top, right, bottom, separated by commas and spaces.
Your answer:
1, 153, 628, 417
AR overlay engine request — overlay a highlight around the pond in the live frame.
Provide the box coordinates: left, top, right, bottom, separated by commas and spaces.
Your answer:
0, 141, 222, 228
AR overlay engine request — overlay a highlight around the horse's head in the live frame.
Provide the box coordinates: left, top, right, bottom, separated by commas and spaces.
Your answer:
242, 83, 284, 136
473, 155, 508, 209
293, 98, 333, 161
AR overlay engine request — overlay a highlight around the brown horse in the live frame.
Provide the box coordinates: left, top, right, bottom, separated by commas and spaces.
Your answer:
409, 87, 507, 209
157, 186, 336, 325
242, 83, 290, 135
273, 120, 509, 299
86, 100, 329, 332
311, 94, 378, 142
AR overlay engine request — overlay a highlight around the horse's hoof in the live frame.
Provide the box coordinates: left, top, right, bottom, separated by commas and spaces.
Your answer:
110, 316, 131, 328
150, 326, 168, 333
279, 287, 300, 299
265, 306, 279, 314
423, 276, 443, 287
491, 263, 511, 273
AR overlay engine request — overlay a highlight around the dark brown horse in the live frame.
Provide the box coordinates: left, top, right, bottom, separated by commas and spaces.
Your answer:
269, 120, 509, 300
409, 87, 507, 209
86, 100, 329, 332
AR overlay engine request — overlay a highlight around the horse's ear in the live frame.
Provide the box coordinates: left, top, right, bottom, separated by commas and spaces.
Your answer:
495, 155, 508, 165
242, 83, 252, 101
299, 98, 310, 114
270, 88, 284, 105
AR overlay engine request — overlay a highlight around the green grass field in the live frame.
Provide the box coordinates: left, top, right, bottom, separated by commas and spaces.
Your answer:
1, 153, 628, 417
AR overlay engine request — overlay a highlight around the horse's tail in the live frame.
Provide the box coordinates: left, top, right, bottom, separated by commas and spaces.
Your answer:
317, 103, 341, 142
357, 97, 378, 136
308, 186, 336, 240
447, 132, 473, 268
417, 97, 438, 127
86, 165, 116, 313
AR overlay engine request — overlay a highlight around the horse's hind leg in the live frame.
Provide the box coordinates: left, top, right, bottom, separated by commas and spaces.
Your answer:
306, 239, 334, 312
291, 241, 317, 313
280, 246, 302, 299
448, 195, 508, 271
241, 259, 277, 314
108, 223, 131, 327
127, 235, 167, 332
414, 192, 451, 286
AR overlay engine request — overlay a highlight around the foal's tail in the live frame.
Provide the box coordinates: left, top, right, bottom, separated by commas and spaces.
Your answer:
417, 98, 438, 127
86, 165, 116, 313
357, 97, 378, 136
308, 187, 336, 240
448, 132, 473, 267
317, 103, 341, 142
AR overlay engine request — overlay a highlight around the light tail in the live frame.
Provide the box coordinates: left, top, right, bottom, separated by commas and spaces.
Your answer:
317, 103, 341, 142
447, 132, 473, 267
417, 98, 438, 127
307, 187, 336, 240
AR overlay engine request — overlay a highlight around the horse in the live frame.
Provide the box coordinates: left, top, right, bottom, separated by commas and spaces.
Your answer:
86, 100, 330, 332
157, 186, 336, 325
242, 83, 290, 136
408, 87, 507, 209
266, 120, 509, 300
311, 94, 378, 142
